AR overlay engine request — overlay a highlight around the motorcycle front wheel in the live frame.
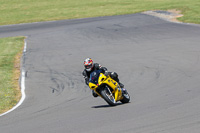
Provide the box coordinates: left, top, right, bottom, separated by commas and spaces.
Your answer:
100, 88, 116, 106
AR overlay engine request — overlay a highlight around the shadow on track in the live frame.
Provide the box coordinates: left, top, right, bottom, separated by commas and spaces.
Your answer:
91, 103, 124, 108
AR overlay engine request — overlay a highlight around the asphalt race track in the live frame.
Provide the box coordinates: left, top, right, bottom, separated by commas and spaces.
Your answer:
1, 14, 200, 133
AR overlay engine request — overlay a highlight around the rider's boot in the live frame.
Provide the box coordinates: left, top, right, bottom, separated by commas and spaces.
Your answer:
118, 82, 124, 88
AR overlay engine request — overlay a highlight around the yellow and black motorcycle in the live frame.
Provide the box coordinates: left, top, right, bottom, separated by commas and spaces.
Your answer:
89, 70, 130, 106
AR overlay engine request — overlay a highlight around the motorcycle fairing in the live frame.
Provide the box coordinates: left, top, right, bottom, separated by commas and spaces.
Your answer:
89, 70, 123, 101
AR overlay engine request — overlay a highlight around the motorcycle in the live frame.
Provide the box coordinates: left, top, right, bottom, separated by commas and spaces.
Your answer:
89, 70, 130, 106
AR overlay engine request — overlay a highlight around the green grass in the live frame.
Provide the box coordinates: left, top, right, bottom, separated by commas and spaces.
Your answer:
0, 37, 24, 114
0, 0, 200, 25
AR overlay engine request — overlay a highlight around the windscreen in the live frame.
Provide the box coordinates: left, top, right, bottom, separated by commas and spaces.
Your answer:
89, 70, 103, 84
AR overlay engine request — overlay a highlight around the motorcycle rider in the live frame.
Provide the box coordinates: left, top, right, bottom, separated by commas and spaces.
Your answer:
82, 58, 124, 97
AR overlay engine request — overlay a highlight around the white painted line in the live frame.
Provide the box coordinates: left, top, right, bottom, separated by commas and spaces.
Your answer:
0, 38, 27, 117
23, 39, 27, 53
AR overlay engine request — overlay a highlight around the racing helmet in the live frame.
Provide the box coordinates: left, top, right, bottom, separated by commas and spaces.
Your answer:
84, 58, 94, 72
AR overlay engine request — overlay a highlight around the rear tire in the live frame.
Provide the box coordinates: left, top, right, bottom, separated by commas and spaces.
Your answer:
100, 89, 116, 106
120, 90, 130, 103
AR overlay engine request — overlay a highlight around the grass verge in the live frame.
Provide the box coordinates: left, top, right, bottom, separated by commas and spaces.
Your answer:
0, 37, 24, 114
0, 0, 200, 25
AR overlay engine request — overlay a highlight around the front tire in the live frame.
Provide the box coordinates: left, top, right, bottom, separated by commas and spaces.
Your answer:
100, 89, 116, 106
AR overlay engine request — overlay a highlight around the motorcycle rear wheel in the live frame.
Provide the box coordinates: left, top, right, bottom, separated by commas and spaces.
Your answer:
120, 90, 130, 103
100, 89, 116, 106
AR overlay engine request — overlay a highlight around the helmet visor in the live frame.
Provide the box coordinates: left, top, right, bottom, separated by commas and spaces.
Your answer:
85, 64, 92, 69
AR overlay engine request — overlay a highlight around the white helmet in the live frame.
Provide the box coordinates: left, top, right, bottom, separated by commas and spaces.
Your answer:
84, 58, 94, 72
